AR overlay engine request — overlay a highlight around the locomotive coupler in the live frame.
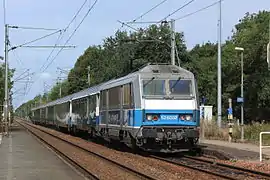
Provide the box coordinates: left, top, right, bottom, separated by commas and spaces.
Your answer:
167, 131, 172, 149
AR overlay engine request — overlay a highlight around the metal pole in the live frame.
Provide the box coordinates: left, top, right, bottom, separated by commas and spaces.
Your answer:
201, 102, 205, 140
87, 66, 91, 86
217, 0, 222, 128
4, 24, 9, 135
59, 83, 62, 98
241, 51, 244, 142
228, 98, 233, 143
170, 19, 175, 66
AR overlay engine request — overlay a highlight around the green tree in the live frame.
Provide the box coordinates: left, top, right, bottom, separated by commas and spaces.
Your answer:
17, 10, 270, 123
0, 64, 15, 115
230, 11, 270, 121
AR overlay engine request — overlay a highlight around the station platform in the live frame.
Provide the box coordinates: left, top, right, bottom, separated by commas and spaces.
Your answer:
200, 139, 270, 162
0, 124, 85, 180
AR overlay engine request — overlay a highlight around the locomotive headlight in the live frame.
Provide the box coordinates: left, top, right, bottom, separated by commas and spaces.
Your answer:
180, 115, 186, 120
147, 115, 152, 121
185, 115, 192, 121
152, 115, 158, 121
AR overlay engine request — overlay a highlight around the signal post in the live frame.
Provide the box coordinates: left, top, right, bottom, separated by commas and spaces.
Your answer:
227, 98, 233, 143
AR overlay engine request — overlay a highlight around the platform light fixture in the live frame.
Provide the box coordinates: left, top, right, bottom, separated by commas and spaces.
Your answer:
235, 46, 244, 142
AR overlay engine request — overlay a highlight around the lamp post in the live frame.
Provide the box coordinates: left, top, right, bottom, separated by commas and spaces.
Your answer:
235, 47, 244, 142
4, 24, 9, 136
217, 0, 222, 128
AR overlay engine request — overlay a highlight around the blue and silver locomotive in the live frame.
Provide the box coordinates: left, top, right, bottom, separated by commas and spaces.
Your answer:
31, 64, 200, 153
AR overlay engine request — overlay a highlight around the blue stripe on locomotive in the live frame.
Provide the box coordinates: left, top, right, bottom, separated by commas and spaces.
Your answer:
95, 109, 200, 127
132, 109, 200, 127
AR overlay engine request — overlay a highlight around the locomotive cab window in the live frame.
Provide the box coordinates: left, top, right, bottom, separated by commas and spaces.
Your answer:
169, 79, 192, 96
142, 78, 193, 98
143, 79, 165, 96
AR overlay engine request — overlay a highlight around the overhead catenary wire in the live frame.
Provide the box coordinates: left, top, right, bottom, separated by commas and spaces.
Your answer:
117, 20, 141, 32
41, 0, 99, 73
39, 31, 63, 71
159, 0, 195, 22
119, 20, 181, 66
8, 42, 24, 66
23, 0, 99, 102
175, 0, 225, 21
26, 0, 91, 96
39, 0, 88, 72
64, 0, 89, 31
132, 0, 169, 22
13, 69, 30, 81
8, 26, 58, 31
19, 45, 75, 48
57, 67, 71, 74
117, 20, 170, 46
9, 29, 62, 51
127, 0, 225, 24
14, 72, 35, 82
9, 29, 61, 101
12, 88, 25, 95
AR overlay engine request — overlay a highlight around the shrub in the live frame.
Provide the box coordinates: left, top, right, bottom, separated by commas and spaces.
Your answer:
201, 119, 270, 145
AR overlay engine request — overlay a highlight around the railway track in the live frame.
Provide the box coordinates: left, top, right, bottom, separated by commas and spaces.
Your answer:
150, 155, 270, 180
17, 120, 157, 180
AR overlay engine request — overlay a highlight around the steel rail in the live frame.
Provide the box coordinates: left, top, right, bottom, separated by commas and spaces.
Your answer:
17, 120, 100, 180
18, 120, 157, 180
150, 155, 270, 180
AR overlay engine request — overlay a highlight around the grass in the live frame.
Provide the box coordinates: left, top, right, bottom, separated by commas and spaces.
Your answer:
201, 120, 270, 146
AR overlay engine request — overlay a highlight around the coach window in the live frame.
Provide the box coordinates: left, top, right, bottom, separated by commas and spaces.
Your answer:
108, 86, 121, 109
123, 83, 133, 109
89, 95, 96, 112
72, 99, 78, 113
100, 90, 107, 110
83, 98, 87, 117
48, 107, 53, 120
77, 98, 87, 118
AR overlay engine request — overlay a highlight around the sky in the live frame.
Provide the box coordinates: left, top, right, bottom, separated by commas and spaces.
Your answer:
0, 0, 269, 109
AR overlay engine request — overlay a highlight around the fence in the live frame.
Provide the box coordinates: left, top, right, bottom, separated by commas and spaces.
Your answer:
259, 132, 270, 162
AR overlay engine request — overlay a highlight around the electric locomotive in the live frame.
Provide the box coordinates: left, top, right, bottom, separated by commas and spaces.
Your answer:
31, 63, 200, 153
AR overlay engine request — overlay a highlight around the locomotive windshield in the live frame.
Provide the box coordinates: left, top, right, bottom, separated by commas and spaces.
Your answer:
142, 78, 192, 98
143, 79, 165, 96
169, 79, 191, 96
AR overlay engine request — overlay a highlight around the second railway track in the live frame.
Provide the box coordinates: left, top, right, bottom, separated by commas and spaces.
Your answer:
17, 120, 158, 180
150, 155, 270, 180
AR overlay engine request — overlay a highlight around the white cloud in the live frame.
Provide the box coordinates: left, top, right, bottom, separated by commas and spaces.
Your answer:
40, 72, 51, 79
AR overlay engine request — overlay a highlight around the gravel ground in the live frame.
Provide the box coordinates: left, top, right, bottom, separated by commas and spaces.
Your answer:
217, 159, 270, 174
199, 156, 270, 175
199, 143, 270, 175
200, 143, 260, 160
21, 121, 224, 180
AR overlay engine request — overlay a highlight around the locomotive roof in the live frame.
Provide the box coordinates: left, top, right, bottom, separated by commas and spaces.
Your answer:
31, 64, 194, 111
138, 64, 194, 78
